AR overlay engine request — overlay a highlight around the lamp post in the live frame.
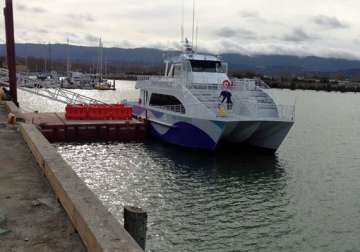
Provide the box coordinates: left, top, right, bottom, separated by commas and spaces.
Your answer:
4, 0, 18, 106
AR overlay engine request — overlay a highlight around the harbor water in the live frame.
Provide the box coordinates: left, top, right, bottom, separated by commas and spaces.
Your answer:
19, 81, 360, 251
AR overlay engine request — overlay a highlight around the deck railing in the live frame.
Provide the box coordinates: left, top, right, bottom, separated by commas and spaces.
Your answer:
150, 101, 295, 121
137, 76, 270, 92
276, 104, 296, 121
151, 104, 186, 114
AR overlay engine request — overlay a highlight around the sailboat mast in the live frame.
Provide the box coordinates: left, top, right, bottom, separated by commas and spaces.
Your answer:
66, 39, 70, 77
99, 38, 103, 81
48, 42, 52, 72
25, 43, 28, 72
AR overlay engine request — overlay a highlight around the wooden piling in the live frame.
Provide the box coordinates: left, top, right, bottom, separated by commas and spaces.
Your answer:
124, 206, 147, 250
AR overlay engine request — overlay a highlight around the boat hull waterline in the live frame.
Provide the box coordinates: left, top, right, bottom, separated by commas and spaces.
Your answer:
134, 105, 293, 151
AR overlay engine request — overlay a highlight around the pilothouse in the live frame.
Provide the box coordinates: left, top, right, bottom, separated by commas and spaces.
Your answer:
133, 39, 295, 152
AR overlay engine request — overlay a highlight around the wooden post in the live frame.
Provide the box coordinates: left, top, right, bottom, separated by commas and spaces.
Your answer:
3, 0, 18, 106
124, 206, 147, 250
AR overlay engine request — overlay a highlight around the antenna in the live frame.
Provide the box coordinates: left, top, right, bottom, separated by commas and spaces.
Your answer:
196, 25, 199, 52
192, 0, 195, 47
194, 0, 200, 52
181, 0, 184, 44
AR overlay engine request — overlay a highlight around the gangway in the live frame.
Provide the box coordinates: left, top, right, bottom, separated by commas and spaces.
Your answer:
0, 80, 106, 105
19, 87, 106, 105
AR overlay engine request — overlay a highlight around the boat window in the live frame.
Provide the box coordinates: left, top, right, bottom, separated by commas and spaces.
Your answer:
190, 60, 226, 73
183, 61, 192, 72
149, 93, 185, 114
173, 65, 182, 77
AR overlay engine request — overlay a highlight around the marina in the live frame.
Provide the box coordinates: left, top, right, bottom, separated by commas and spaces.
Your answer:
2, 0, 360, 251
5, 80, 360, 252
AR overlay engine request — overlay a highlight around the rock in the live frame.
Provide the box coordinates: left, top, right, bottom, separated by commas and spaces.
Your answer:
31, 197, 61, 213
38, 198, 61, 213
31, 200, 41, 207
24, 237, 29, 242
0, 228, 10, 236
0, 208, 7, 226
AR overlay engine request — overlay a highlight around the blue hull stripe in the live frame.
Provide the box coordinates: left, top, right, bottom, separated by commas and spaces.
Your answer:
150, 122, 217, 150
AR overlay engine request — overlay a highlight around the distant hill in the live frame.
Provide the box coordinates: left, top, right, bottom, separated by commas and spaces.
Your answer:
2, 43, 360, 76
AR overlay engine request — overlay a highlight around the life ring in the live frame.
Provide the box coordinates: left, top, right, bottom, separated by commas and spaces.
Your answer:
223, 80, 232, 88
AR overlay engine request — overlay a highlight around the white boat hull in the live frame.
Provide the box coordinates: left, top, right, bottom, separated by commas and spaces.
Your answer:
221, 121, 294, 151
133, 105, 293, 152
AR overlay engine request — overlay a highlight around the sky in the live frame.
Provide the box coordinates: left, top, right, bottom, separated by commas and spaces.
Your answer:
1, 0, 360, 59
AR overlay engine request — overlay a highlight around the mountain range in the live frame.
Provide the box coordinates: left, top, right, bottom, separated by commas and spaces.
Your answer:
2, 43, 360, 77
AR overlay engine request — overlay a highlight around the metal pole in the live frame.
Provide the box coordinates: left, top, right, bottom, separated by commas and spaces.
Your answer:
4, 0, 18, 106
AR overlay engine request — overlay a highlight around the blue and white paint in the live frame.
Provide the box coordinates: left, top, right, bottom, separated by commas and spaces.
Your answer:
133, 40, 295, 152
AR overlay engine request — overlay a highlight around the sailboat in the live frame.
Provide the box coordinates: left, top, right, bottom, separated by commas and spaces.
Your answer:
95, 39, 115, 90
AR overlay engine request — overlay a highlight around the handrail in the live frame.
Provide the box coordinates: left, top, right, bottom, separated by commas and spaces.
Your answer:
149, 100, 295, 121
136, 75, 270, 92
2, 79, 106, 105
20, 87, 106, 105
151, 104, 186, 114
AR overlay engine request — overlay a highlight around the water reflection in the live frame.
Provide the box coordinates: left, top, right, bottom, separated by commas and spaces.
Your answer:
57, 140, 291, 252
33, 87, 360, 251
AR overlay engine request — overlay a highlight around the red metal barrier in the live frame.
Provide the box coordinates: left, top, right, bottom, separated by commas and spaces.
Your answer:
65, 104, 133, 121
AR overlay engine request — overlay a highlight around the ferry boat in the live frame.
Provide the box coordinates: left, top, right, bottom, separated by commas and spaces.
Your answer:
133, 40, 295, 152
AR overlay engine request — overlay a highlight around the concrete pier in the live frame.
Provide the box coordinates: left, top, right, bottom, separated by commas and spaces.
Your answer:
0, 102, 85, 251
0, 101, 144, 251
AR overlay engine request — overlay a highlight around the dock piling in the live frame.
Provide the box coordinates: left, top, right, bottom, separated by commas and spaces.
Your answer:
124, 206, 147, 250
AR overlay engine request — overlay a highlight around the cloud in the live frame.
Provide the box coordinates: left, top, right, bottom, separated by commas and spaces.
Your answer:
313, 15, 348, 29
67, 13, 96, 22
85, 34, 100, 43
215, 27, 257, 39
283, 28, 315, 42
239, 11, 259, 19
8, 0, 360, 60
37, 29, 49, 34
216, 39, 249, 55
64, 32, 79, 40
112, 40, 134, 48
16, 4, 47, 13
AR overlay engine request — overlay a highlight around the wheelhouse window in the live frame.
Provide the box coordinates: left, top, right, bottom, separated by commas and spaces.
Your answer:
173, 65, 183, 77
190, 60, 226, 73
149, 93, 185, 114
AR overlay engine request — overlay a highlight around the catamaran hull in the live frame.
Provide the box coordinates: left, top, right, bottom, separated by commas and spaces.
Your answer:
221, 121, 294, 151
133, 105, 293, 151
133, 105, 223, 150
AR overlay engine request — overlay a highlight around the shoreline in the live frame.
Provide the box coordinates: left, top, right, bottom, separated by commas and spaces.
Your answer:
267, 81, 360, 93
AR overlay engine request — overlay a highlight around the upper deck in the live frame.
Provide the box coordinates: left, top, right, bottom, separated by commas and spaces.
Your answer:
136, 75, 269, 92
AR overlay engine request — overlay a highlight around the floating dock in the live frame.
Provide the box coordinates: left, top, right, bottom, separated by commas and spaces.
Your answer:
23, 112, 147, 142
